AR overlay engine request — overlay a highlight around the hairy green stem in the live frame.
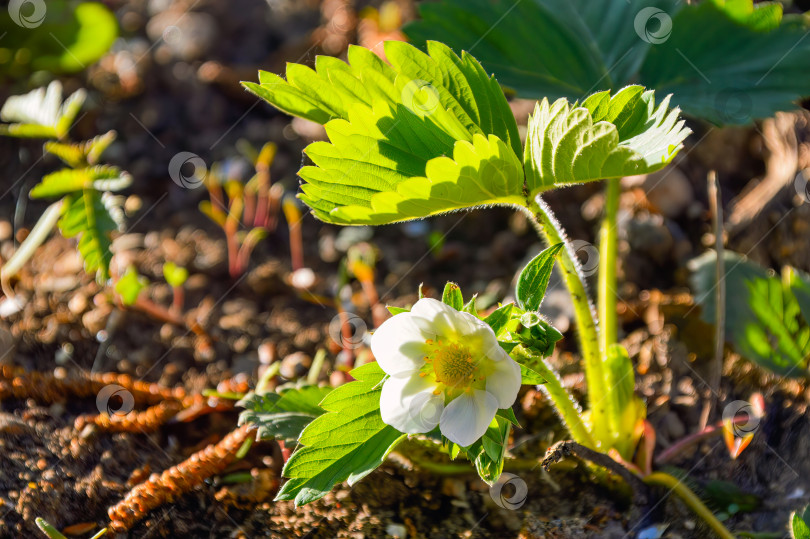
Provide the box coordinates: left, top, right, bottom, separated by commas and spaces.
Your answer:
598, 180, 620, 355
522, 196, 603, 441
515, 346, 596, 449
643, 472, 735, 539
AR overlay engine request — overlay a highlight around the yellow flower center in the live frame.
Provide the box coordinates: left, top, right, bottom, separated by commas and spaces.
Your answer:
422, 339, 481, 390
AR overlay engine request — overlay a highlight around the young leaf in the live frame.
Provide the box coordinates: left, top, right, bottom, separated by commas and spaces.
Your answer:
44, 131, 117, 167
516, 243, 563, 311
238, 384, 334, 445
0, 81, 86, 139
406, 0, 810, 124
524, 88, 690, 195
483, 303, 514, 336
275, 362, 405, 506
58, 190, 120, 282
30, 166, 129, 199
465, 416, 511, 484
441, 282, 463, 310
163, 262, 189, 288
115, 266, 148, 306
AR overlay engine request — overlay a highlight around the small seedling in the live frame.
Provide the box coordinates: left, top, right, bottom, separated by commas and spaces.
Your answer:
200, 143, 282, 279
162, 261, 189, 315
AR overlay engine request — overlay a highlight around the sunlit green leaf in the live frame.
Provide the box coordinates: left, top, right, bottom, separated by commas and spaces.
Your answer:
114, 266, 148, 306
516, 243, 563, 311
238, 384, 334, 445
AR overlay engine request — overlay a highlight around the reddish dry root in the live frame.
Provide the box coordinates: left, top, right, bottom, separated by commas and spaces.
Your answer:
108, 424, 253, 532
74, 400, 186, 432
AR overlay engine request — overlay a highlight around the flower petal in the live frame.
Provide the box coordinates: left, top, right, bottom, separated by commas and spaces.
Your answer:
380, 373, 444, 434
486, 356, 522, 408
371, 312, 430, 376
439, 389, 498, 447
409, 298, 459, 336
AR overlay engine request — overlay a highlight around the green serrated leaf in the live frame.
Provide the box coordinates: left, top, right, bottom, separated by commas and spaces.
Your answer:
58, 190, 118, 282
44, 131, 117, 168
275, 362, 404, 506
519, 363, 546, 386
516, 243, 564, 311
441, 282, 464, 310
114, 266, 148, 306
406, 0, 810, 124
238, 384, 333, 445
461, 295, 478, 316
247, 41, 526, 225
484, 303, 515, 337
524, 88, 690, 195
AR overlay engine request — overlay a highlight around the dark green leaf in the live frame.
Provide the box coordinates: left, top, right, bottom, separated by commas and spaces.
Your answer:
519, 363, 546, 386
496, 407, 521, 428
275, 362, 405, 506
238, 384, 334, 445
483, 303, 514, 336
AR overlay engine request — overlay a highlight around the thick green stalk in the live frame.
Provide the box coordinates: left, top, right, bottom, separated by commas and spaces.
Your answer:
643, 472, 735, 539
522, 196, 604, 443
598, 180, 620, 355
515, 346, 595, 449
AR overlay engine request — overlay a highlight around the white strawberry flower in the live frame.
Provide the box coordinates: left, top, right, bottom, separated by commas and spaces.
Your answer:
371, 298, 521, 447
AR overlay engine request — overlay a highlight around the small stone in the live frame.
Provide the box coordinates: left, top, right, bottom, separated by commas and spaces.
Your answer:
386, 524, 407, 538
258, 341, 276, 365
280, 352, 312, 380
0, 221, 12, 242
82, 306, 112, 335
68, 293, 89, 315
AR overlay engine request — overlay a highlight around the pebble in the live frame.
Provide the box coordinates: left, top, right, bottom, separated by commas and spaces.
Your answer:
82, 306, 112, 335
258, 341, 276, 365
0, 221, 12, 242
386, 524, 407, 538
280, 352, 312, 380
147, 11, 218, 61
625, 167, 694, 218
68, 292, 89, 315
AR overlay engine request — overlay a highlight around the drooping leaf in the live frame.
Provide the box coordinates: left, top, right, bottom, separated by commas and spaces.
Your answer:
516, 243, 563, 311
0, 81, 86, 140
405, 0, 810, 124
58, 190, 119, 282
524, 87, 690, 195
690, 251, 810, 376
441, 282, 464, 310
114, 266, 148, 306
238, 384, 334, 445
465, 415, 511, 484
275, 362, 404, 506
